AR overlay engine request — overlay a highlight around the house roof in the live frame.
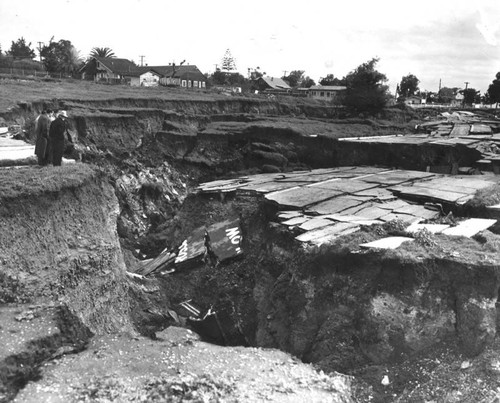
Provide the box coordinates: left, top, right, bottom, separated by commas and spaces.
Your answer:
123, 66, 163, 77
140, 65, 207, 81
260, 76, 291, 90
93, 57, 137, 74
309, 85, 347, 91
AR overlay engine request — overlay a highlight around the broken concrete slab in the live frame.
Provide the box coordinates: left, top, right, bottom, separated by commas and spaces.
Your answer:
306, 196, 366, 215
441, 218, 497, 237
266, 186, 343, 209
299, 217, 336, 231
359, 237, 414, 250
295, 222, 360, 245
282, 216, 310, 227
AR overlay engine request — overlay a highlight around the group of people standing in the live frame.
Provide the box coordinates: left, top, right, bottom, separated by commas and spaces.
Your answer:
34, 109, 73, 166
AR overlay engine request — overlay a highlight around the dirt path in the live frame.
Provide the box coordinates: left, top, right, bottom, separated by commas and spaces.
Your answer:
14, 327, 353, 402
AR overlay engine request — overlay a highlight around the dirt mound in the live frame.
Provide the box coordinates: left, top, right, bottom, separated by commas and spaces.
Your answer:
14, 327, 353, 403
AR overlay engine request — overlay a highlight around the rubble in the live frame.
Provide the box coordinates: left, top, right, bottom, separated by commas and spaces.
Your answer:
196, 166, 500, 247
133, 218, 243, 276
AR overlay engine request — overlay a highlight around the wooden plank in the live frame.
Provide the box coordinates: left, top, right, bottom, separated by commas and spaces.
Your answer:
360, 236, 414, 249
265, 186, 343, 209
441, 218, 497, 237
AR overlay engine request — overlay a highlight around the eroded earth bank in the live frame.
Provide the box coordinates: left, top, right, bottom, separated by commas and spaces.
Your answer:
3, 86, 500, 402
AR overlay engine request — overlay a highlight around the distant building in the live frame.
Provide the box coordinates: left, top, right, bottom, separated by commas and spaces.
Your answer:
404, 96, 426, 105
79, 57, 137, 83
151, 65, 207, 89
450, 93, 464, 107
125, 67, 163, 87
308, 85, 346, 101
255, 76, 291, 93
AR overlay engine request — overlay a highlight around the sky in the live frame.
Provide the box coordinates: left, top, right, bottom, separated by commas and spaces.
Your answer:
1, 0, 500, 94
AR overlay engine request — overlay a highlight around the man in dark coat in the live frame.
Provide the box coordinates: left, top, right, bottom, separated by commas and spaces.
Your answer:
34, 110, 51, 165
48, 110, 72, 166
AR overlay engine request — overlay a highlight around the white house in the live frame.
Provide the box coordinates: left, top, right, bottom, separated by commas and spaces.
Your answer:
127, 68, 162, 87
308, 85, 347, 101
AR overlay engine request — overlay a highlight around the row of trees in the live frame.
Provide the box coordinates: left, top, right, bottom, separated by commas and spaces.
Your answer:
395, 72, 500, 106
212, 50, 391, 111
0, 36, 117, 75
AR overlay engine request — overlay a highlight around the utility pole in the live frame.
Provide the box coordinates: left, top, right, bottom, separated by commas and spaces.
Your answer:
463, 82, 470, 106
37, 42, 44, 62
139, 55, 145, 67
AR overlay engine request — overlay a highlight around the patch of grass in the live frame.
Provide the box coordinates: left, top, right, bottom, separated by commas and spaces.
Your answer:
466, 183, 500, 209
0, 164, 96, 201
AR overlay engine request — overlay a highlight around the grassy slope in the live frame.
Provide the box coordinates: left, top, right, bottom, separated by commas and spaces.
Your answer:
0, 77, 326, 113
0, 164, 95, 200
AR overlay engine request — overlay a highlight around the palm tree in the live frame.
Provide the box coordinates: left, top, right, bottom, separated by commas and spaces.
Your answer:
89, 47, 115, 58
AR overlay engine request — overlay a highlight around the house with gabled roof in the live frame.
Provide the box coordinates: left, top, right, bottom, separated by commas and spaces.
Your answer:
79, 57, 137, 82
255, 76, 291, 93
124, 64, 207, 89
124, 66, 163, 87
156, 65, 207, 89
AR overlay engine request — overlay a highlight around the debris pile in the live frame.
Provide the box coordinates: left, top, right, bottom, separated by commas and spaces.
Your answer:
133, 218, 243, 276
196, 166, 499, 247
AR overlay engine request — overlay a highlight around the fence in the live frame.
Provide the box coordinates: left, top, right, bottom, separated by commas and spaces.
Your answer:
0, 67, 73, 79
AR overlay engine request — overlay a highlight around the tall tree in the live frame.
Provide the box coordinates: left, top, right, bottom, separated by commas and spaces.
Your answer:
461, 88, 480, 105
41, 38, 83, 74
89, 47, 115, 58
437, 87, 458, 104
282, 70, 304, 88
300, 76, 316, 88
319, 74, 345, 86
221, 49, 236, 71
344, 58, 390, 111
399, 74, 420, 98
487, 72, 500, 106
6, 37, 36, 59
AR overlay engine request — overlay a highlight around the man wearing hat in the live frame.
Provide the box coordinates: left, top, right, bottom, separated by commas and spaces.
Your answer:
48, 110, 72, 166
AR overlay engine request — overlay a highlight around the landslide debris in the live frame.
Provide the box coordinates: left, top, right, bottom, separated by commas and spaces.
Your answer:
13, 327, 353, 403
